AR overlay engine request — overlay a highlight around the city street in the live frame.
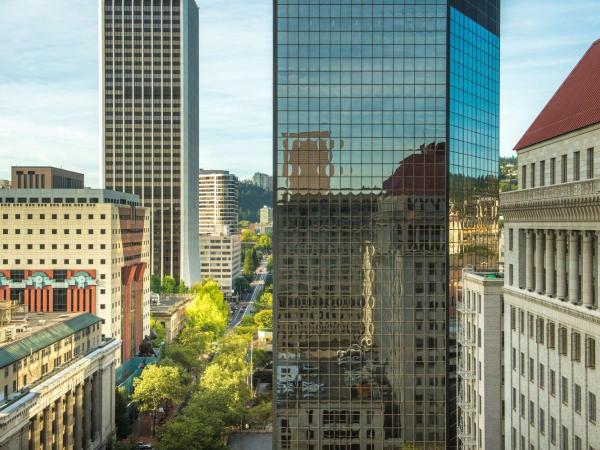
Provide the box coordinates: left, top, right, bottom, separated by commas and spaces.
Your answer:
229, 259, 269, 329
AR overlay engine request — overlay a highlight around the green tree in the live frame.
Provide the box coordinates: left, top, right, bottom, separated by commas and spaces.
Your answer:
253, 309, 273, 330
256, 234, 272, 250
114, 387, 132, 439
266, 255, 273, 272
241, 229, 258, 242
150, 275, 162, 293
185, 280, 229, 336
161, 276, 177, 294
238, 180, 272, 222
243, 248, 256, 276
176, 280, 188, 293
150, 318, 166, 344
132, 365, 185, 422
233, 277, 250, 296
254, 292, 272, 311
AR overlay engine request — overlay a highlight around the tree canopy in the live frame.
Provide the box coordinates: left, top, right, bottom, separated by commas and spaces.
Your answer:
132, 365, 186, 415
253, 309, 273, 330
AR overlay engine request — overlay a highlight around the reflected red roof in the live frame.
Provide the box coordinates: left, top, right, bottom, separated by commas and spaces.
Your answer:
383, 142, 446, 196
515, 39, 600, 151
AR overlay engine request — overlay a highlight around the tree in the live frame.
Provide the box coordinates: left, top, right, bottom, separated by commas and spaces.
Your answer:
150, 275, 162, 293
243, 249, 256, 276
266, 255, 273, 272
253, 309, 273, 330
254, 292, 272, 311
241, 229, 258, 242
256, 234, 272, 251
132, 365, 185, 428
115, 387, 132, 439
238, 180, 272, 222
150, 318, 166, 344
161, 276, 177, 294
185, 280, 229, 336
234, 277, 250, 296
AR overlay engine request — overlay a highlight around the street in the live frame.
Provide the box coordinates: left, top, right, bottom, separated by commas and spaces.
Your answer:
228, 259, 269, 329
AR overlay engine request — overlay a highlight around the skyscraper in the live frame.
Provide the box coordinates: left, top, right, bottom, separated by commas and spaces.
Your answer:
101, 0, 200, 286
274, 2, 500, 449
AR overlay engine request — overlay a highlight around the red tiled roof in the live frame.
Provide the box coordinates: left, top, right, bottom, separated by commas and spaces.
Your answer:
515, 39, 600, 151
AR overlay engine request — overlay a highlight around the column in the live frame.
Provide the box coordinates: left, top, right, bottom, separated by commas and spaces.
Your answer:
74, 384, 83, 450
92, 372, 102, 442
569, 231, 580, 305
526, 230, 535, 291
583, 231, 594, 308
64, 390, 74, 450
43, 406, 52, 450
557, 231, 567, 300
29, 414, 41, 450
84, 378, 93, 447
536, 230, 545, 294
545, 230, 556, 296
54, 398, 64, 450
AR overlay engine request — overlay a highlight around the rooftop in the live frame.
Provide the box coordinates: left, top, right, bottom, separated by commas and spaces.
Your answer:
0, 188, 141, 206
150, 294, 194, 315
463, 270, 504, 283
515, 39, 600, 150
0, 312, 101, 369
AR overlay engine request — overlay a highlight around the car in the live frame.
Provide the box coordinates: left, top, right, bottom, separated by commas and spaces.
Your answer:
137, 443, 152, 450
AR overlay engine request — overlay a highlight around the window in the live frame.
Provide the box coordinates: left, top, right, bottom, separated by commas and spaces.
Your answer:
548, 322, 556, 348
520, 393, 526, 417
512, 387, 517, 410
575, 384, 582, 413
562, 376, 569, 405
540, 160, 546, 186
529, 400, 535, 425
550, 370, 556, 396
574, 151, 581, 181
511, 307, 516, 330
522, 165, 527, 189
520, 352, 525, 376
531, 163, 536, 187
572, 332, 581, 361
537, 317, 545, 344
589, 392, 597, 423
512, 348, 517, 370
562, 154, 568, 182
550, 417, 557, 444
586, 337, 596, 368
560, 327, 568, 355
509, 228, 514, 250
520, 310, 525, 334
551, 157, 556, 184
539, 363, 545, 389
587, 148, 594, 179
529, 314, 535, 339
529, 358, 535, 381
509, 264, 514, 285
539, 408, 545, 434
575, 436, 581, 450
562, 426, 569, 450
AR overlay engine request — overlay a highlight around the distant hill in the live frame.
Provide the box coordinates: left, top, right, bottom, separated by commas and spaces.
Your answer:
239, 180, 272, 222
500, 156, 518, 192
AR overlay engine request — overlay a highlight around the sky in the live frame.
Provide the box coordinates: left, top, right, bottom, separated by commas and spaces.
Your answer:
0, 0, 599, 187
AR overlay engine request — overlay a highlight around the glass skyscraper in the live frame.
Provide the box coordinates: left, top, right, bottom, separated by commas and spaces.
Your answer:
274, 1, 499, 449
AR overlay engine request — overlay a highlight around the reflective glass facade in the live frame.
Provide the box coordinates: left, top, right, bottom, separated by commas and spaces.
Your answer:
274, 2, 499, 449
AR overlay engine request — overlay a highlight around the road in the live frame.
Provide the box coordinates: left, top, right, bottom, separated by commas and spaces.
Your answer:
228, 260, 268, 329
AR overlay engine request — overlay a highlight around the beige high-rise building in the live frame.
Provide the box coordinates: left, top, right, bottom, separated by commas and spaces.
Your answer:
0, 188, 151, 362
100, 0, 200, 286
198, 170, 239, 235
0, 312, 119, 450
502, 40, 600, 450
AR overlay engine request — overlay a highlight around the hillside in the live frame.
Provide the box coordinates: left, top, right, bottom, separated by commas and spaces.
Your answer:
239, 180, 272, 222
500, 156, 518, 192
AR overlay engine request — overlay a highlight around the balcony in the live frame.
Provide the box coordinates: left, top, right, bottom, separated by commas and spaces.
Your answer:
456, 302, 474, 314
457, 398, 476, 414
457, 333, 476, 347
501, 178, 600, 206
457, 367, 476, 380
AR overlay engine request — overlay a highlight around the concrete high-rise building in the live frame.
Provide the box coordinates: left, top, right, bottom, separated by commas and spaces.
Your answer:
502, 40, 600, 450
0, 188, 151, 363
11, 166, 84, 189
457, 270, 504, 450
198, 170, 239, 235
100, 0, 200, 286
274, 2, 500, 448
198, 170, 241, 297
252, 172, 273, 191
0, 312, 119, 450
259, 205, 272, 226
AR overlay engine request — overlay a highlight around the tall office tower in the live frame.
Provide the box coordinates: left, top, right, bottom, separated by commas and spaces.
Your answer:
274, 2, 500, 449
198, 170, 241, 297
252, 171, 274, 191
502, 40, 600, 450
101, 0, 200, 286
198, 169, 240, 235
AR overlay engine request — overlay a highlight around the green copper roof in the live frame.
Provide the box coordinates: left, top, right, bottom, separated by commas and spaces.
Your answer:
0, 313, 101, 369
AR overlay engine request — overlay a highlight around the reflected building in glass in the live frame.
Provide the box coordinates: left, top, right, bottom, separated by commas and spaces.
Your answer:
274, 1, 500, 449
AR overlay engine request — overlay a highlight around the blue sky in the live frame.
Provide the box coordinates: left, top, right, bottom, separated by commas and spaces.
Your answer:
0, 0, 599, 187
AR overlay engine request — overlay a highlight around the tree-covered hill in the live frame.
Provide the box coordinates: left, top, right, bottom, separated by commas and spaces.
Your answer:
239, 180, 272, 222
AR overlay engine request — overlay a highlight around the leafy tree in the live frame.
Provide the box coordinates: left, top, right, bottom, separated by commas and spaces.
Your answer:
185, 280, 229, 336
239, 220, 250, 229
176, 280, 188, 293
150, 318, 166, 344
161, 276, 177, 294
266, 255, 273, 272
234, 276, 250, 296
243, 248, 256, 276
256, 234, 272, 250
253, 309, 273, 330
132, 365, 185, 421
115, 387, 132, 439
241, 229, 258, 242
254, 292, 272, 311
165, 341, 204, 371
150, 275, 162, 293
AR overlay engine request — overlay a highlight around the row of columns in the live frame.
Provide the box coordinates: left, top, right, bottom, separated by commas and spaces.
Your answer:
524, 229, 597, 308
28, 372, 102, 450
